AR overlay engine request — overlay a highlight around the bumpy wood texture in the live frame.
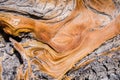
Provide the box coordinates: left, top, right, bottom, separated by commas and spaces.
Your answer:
0, 0, 120, 79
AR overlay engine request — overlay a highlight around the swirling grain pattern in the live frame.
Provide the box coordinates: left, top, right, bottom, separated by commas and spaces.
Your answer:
0, 0, 120, 80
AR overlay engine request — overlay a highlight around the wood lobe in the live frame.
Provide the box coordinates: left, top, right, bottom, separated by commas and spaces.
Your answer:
0, 0, 120, 79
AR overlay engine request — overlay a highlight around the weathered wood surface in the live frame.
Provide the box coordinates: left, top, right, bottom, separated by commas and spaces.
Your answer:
0, 32, 120, 80
0, 0, 120, 79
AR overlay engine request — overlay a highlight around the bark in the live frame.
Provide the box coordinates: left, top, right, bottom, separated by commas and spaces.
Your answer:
0, 0, 120, 79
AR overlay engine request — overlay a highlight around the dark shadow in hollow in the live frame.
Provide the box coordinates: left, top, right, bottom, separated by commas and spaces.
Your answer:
14, 50, 23, 64
0, 26, 21, 42
0, 26, 23, 64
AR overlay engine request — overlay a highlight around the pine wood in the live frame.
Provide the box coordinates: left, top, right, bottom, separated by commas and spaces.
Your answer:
0, 0, 120, 79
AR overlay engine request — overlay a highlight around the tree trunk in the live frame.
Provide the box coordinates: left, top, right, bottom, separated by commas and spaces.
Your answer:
0, 0, 120, 80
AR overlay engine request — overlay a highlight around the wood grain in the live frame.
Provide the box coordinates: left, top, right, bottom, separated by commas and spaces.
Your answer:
0, 0, 120, 79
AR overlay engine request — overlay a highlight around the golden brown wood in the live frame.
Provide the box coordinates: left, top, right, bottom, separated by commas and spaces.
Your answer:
0, 0, 120, 79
